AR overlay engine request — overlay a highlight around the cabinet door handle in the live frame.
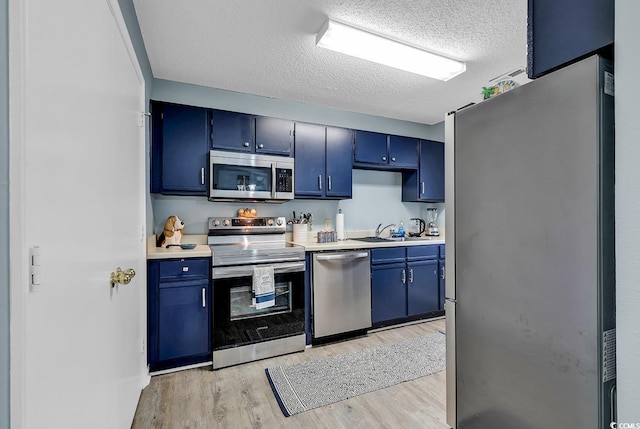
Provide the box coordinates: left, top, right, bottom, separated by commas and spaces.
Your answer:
421, 182, 425, 195
441, 266, 445, 280
318, 175, 323, 190
243, 141, 250, 147
258, 143, 264, 149
409, 268, 414, 284
328, 175, 332, 191
201, 168, 205, 185
182, 266, 189, 272
202, 287, 206, 308
391, 157, 396, 162
402, 269, 406, 284
382, 156, 387, 162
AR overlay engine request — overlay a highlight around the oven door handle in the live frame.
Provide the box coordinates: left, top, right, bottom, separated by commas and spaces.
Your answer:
212, 261, 305, 279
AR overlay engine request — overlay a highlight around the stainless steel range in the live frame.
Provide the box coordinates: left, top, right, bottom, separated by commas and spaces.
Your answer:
208, 216, 306, 369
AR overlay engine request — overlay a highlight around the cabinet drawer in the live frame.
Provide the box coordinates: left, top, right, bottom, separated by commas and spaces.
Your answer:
158, 258, 210, 281
371, 247, 406, 264
158, 278, 209, 289
406, 245, 439, 261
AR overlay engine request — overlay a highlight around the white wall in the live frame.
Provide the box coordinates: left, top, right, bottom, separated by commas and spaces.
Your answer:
152, 169, 444, 237
150, 79, 445, 239
152, 79, 439, 140
615, 0, 640, 421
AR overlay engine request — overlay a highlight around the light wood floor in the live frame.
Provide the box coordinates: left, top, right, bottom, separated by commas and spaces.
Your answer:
132, 319, 448, 429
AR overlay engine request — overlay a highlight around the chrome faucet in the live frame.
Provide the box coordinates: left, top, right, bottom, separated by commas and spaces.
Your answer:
375, 223, 396, 238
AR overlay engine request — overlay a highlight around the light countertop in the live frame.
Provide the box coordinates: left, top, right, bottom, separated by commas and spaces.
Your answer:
146, 232, 445, 259
288, 231, 444, 252
147, 235, 212, 260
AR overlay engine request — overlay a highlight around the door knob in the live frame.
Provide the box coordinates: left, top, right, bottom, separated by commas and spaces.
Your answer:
110, 267, 136, 288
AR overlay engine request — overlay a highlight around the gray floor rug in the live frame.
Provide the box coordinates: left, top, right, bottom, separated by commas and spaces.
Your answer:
265, 333, 446, 416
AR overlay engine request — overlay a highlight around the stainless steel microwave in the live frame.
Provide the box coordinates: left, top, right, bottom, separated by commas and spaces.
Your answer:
209, 150, 294, 202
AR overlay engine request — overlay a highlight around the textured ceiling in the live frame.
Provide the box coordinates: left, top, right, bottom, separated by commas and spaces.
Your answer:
133, 0, 528, 125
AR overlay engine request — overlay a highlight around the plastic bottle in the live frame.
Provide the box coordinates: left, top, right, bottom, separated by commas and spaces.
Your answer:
398, 221, 405, 237
336, 209, 345, 240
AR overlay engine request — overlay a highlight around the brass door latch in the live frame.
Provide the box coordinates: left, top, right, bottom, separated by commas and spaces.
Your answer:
110, 267, 136, 288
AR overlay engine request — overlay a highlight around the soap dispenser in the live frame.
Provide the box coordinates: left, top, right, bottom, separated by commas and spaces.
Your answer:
398, 221, 405, 237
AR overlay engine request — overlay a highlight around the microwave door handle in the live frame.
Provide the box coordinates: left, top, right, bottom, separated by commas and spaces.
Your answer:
271, 163, 277, 199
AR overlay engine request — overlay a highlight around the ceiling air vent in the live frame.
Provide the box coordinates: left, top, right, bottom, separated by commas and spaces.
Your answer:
489, 67, 530, 85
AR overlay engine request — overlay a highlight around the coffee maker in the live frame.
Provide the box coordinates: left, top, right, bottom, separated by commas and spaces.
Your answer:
426, 208, 440, 236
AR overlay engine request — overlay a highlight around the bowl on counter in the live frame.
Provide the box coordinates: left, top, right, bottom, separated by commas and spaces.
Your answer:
165, 243, 197, 249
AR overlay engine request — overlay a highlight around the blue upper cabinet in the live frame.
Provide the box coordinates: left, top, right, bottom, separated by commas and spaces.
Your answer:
388, 135, 419, 169
210, 109, 254, 152
294, 122, 326, 198
354, 130, 388, 165
255, 116, 294, 156
151, 101, 209, 196
527, 0, 613, 79
325, 126, 353, 198
402, 140, 444, 202
354, 130, 418, 169
294, 123, 352, 199
211, 112, 293, 156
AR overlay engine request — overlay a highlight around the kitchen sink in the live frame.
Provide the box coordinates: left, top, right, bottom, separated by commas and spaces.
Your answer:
351, 236, 412, 242
351, 236, 440, 243
351, 237, 392, 243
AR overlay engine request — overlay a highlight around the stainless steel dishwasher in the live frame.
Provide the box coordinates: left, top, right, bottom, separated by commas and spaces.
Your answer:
312, 250, 371, 339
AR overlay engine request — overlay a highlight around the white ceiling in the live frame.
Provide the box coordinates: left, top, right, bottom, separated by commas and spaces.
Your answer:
133, 0, 528, 125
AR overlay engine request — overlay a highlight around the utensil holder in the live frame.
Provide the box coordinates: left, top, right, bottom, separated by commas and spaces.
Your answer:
292, 223, 308, 243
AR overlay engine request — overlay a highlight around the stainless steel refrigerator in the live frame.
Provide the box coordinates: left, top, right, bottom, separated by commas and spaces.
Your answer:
444, 55, 616, 428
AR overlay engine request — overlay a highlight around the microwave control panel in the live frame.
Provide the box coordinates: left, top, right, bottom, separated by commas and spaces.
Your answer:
276, 168, 293, 192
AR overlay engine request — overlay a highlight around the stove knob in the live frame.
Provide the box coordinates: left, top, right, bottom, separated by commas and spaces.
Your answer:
213, 219, 220, 227
267, 218, 274, 226
276, 218, 283, 226
223, 219, 230, 226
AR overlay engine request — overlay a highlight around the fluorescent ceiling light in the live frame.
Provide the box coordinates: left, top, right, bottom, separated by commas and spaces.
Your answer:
316, 19, 466, 81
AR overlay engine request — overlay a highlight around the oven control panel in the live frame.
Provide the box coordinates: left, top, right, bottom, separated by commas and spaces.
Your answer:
207, 216, 286, 234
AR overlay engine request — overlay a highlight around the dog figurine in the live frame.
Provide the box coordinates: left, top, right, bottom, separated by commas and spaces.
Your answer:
156, 215, 185, 247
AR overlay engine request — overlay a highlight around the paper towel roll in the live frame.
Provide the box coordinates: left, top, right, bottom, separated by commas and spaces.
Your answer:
336, 211, 345, 240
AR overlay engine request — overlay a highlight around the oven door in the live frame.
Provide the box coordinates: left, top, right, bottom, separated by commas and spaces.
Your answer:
212, 261, 304, 350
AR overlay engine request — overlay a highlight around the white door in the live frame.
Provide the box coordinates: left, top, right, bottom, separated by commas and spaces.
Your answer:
10, 0, 147, 427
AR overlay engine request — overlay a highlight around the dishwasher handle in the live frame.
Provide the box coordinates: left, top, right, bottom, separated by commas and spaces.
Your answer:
315, 252, 369, 262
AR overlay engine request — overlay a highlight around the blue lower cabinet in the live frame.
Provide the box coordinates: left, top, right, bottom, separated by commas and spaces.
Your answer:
158, 281, 210, 361
371, 263, 406, 323
371, 245, 443, 326
148, 258, 212, 371
407, 260, 439, 316
439, 259, 446, 310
